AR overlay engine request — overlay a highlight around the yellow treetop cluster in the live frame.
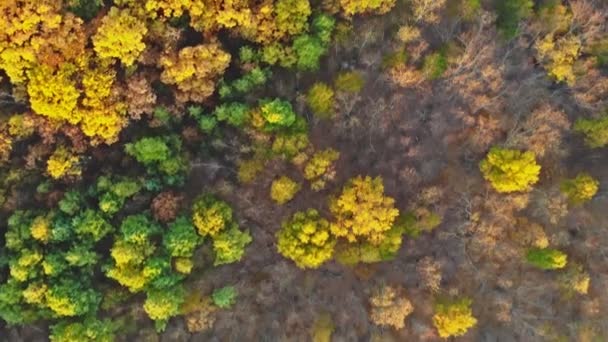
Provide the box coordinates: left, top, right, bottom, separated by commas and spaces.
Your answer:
276, 209, 336, 269
46, 147, 81, 180
160, 44, 231, 103
329, 176, 399, 245
270, 176, 301, 205
92, 7, 148, 66
339, 0, 395, 16
479, 147, 541, 193
31, 216, 51, 243
535, 33, 581, 85
433, 298, 477, 338
115, 0, 205, 20
0, 0, 85, 83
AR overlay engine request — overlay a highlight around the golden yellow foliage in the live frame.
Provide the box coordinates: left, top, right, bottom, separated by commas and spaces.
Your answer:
339, 0, 395, 16
92, 7, 148, 66
535, 34, 581, 85
433, 298, 477, 338
31, 216, 51, 243
160, 44, 231, 103
46, 147, 81, 180
479, 147, 541, 193
0, 0, 85, 83
329, 176, 399, 245
276, 209, 336, 268
22, 282, 47, 305
270, 176, 301, 205
27, 64, 80, 124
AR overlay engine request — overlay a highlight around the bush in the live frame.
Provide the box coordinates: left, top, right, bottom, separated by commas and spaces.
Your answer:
276, 209, 336, 269
211, 286, 237, 308
560, 173, 599, 205
47, 147, 81, 180
334, 71, 364, 93
526, 247, 567, 270
479, 147, 541, 193
574, 115, 608, 148
306, 83, 335, 119
329, 176, 399, 245
396, 208, 442, 238
270, 176, 301, 205
163, 217, 200, 258
213, 102, 250, 127
433, 297, 477, 338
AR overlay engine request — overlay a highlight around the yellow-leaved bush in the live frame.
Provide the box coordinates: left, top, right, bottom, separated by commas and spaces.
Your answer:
191, 194, 233, 237
479, 147, 541, 193
339, 0, 395, 16
160, 44, 231, 103
535, 33, 581, 85
46, 147, 81, 180
276, 209, 336, 269
329, 176, 399, 245
270, 176, 301, 205
304, 148, 339, 191
92, 7, 148, 66
560, 173, 599, 205
432, 297, 477, 338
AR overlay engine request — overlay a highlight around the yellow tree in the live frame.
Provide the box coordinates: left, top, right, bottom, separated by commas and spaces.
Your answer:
329, 176, 399, 245
92, 7, 148, 66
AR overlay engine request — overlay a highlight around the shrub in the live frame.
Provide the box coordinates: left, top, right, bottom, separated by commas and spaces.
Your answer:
339, 0, 395, 16
270, 176, 301, 205
329, 176, 399, 245
211, 286, 237, 309
526, 247, 567, 270
560, 173, 599, 205
334, 71, 364, 93
238, 158, 266, 184
369, 286, 413, 329
479, 147, 541, 193
574, 115, 608, 148
191, 194, 233, 237
276, 209, 336, 269
306, 83, 335, 119
433, 297, 477, 338
125, 137, 170, 165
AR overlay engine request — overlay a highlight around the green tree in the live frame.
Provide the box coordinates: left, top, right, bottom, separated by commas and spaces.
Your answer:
574, 115, 608, 148
163, 216, 201, 258
143, 285, 185, 332
495, 0, 534, 39
526, 247, 568, 270
212, 286, 237, 308
259, 99, 297, 131
212, 226, 252, 266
